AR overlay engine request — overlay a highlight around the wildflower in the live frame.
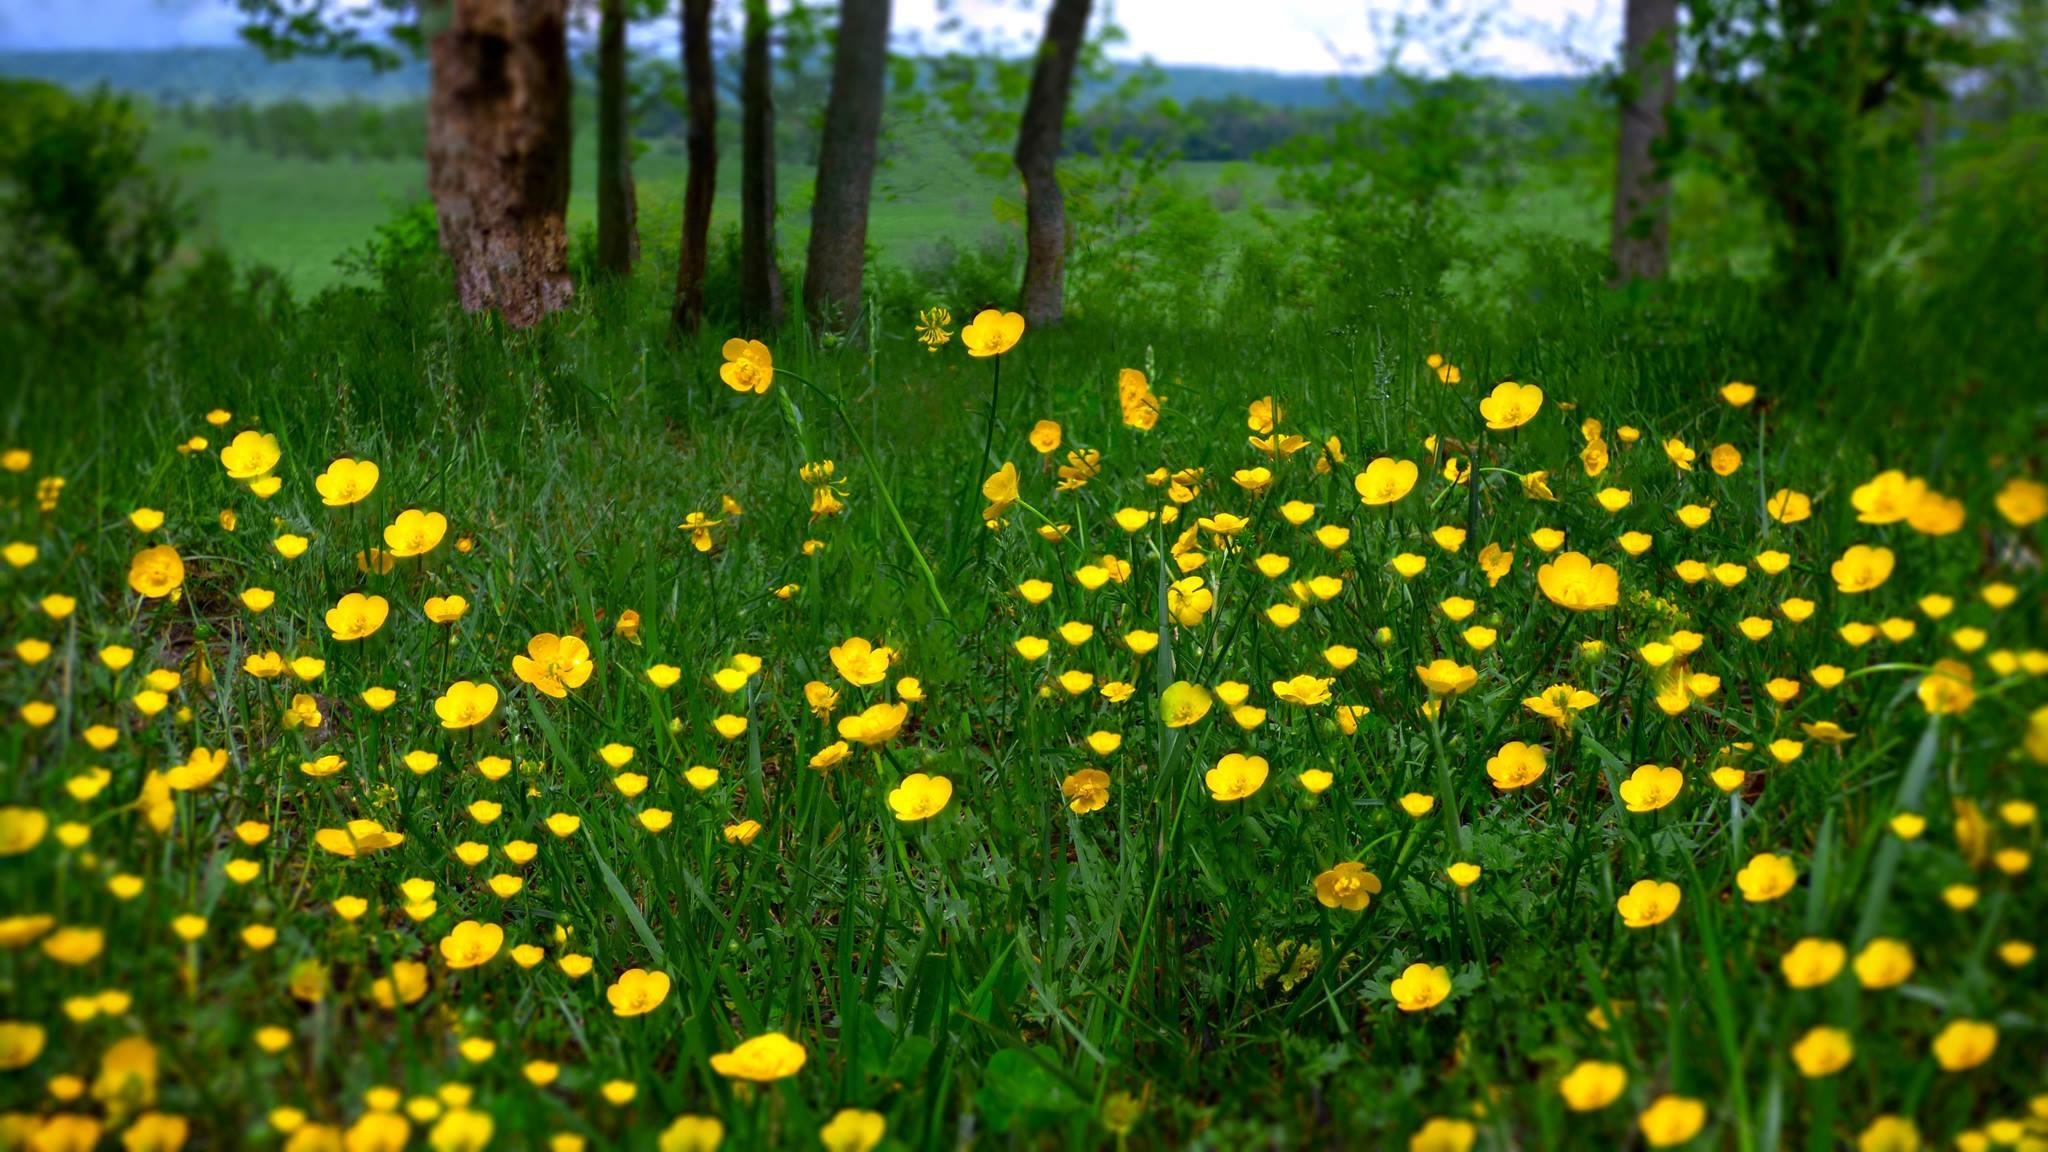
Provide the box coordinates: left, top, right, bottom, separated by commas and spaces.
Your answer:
1790, 1026, 1853, 1077
1931, 1020, 1997, 1071
1538, 551, 1620, 611
314, 458, 379, 505
1830, 544, 1894, 593
438, 921, 504, 969
1486, 742, 1547, 789
435, 682, 499, 729
325, 592, 390, 641
1916, 659, 1975, 715
607, 968, 672, 1017
709, 1031, 807, 1081
314, 820, 404, 858
384, 509, 447, 557
1025, 419, 1063, 456
915, 307, 952, 351
513, 633, 594, 698
660, 1116, 725, 1152
1061, 769, 1110, 813
1478, 381, 1543, 429
127, 545, 185, 599
1638, 1096, 1706, 1147
837, 701, 907, 746
819, 1109, 886, 1152
829, 636, 894, 686
1415, 659, 1478, 696
1389, 962, 1450, 1011
1618, 764, 1682, 812
1206, 753, 1269, 801
220, 430, 281, 479
1559, 1061, 1627, 1110
1312, 862, 1381, 911
720, 338, 774, 392
1271, 674, 1333, 706
1852, 938, 1915, 988
962, 309, 1024, 357
982, 462, 1019, 521
887, 773, 952, 821
1721, 381, 1756, 406
1851, 469, 1926, 523
1994, 476, 2046, 526
1780, 938, 1846, 988
1354, 457, 1418, 505
1524, 683, 1597, 728
1616, 879, 1680, 927
1118, 369, 1161, 430
1736, 853, 1796, 901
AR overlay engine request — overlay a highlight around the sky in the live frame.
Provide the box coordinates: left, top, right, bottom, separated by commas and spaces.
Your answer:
0, 0, 1619, 76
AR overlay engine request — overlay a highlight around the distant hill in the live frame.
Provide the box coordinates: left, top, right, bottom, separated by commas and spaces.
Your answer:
0, 45, 1578, 110
0, 47, 429, 104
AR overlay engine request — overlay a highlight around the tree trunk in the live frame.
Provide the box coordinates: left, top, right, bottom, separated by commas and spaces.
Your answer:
802, 0, 892, 334
1014, 0, 1090, 327
672, 0, 718, 332
740, 0, 784, 333
427, 0, 574, 327
1610, 0, 1676, 283
595, 0, 638, 277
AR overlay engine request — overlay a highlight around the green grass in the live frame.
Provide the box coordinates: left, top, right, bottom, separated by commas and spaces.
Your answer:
1, 171, 2043, 1152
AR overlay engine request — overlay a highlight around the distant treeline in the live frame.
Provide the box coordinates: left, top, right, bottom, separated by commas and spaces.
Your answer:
166, 97, 427, 162
164, 82, 1595, 168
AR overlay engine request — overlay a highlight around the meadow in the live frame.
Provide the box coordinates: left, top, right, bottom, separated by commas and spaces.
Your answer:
3, 57, 2047, 1152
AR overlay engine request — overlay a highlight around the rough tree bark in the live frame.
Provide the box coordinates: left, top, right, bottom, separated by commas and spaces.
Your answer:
740, 0, 784, 333
595, 0, 638, 277
1611, 0, 1677, 283
802, 0, 892, 334
1014, 0, 1091, 327
428, 0, 574, 327
671, 0, 717, 332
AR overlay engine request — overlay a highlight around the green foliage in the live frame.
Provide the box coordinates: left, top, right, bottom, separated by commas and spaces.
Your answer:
0, 80, 189, 327
1681, 0, 1982, 294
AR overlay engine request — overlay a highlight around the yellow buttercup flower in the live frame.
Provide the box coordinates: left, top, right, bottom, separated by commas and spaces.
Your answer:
1354, 457, 1418, 505
126, 544, 185, 599
719, 337, 774, 393
1616, 879, 1680, 927
1312, 862, 1381, 911
1389, 962, 1450, 1011
325, 592, 390, 641
513, 633, 594, 698
1205, 753, 1268, 801
435, 681, 499, 729
961, 309, 1024, 357
314, 457, 379, 506
606, 968, 671, 1017
1478, 381, 1543, 430
709, 1031, 807, 1081
220, 430, 281, 479
1538, 551, 1619, 611
887, 773, 952, 821
384, 509, 448, 557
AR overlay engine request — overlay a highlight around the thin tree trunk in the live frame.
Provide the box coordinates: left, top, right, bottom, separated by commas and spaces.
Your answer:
740, 0, 784, 333
672, 0, 717, 332
596, 0, 638, 276
427, 0, 574, 327
802, 0, 892, 334
1014, 0, 1090, 327
1610, 0, 1676, 283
